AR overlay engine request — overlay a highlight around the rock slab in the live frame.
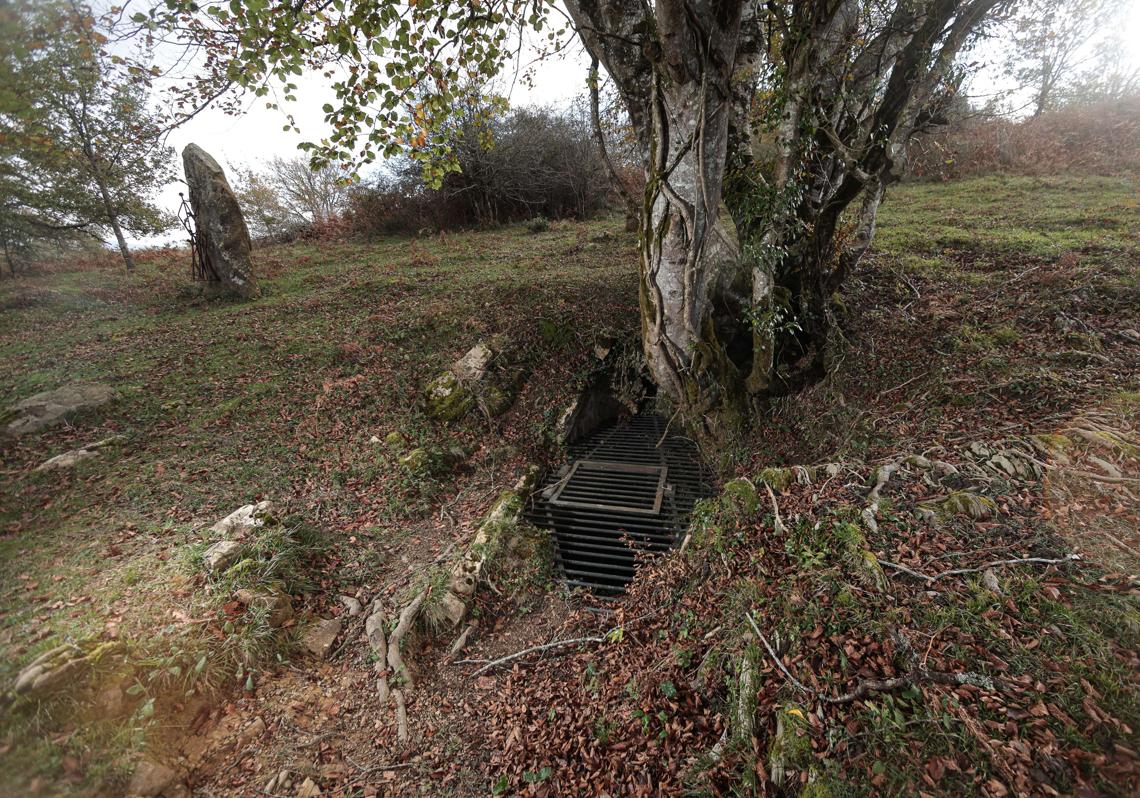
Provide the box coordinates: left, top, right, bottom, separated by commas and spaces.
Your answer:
128, 760, 178, 797
182, 143, 259, 299
5, 383, 115, 436
202, 540, 244, 573
35, 435, 124, 471
302, 618, 342, 659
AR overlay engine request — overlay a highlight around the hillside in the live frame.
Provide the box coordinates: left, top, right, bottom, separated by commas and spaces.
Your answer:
1, 175, 1137, 797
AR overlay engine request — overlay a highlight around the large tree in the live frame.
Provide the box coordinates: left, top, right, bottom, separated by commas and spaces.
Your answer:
133, 0, 1009, 418
0, 0, 172, 271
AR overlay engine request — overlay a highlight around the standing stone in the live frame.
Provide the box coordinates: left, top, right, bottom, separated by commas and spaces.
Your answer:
181, 144, 259, 299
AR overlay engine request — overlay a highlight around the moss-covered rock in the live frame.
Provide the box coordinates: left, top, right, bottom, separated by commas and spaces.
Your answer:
384, 431, 407, 453
758, 467, 797, 491
398, 447, 431, 474
425, 371, 474, 422
721, 478, 760, 515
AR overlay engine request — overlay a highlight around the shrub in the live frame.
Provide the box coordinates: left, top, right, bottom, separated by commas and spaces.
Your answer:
906, 98, 1140, 179
344, 100, 614, 237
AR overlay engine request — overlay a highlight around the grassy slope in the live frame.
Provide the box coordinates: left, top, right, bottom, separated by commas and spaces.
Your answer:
0, 175, 1136, 796
0, 218, 638, 792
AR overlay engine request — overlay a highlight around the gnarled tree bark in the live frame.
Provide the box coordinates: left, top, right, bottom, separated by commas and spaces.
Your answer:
567, 0, 1009, 420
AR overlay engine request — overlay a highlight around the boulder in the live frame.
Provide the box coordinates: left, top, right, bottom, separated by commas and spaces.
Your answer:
5, 383, 115, 436
210, 500, 276, 538
234, 587, 293, 627
181, 144, 259, 299
302, 618, 342, 659
35, 435, 124, 472
202, 540, 244, 574
453, 342, 494, 382
425, 338, 520, 422
127, 761, 178, 797
425, 372, 474, 422
338, 595, 362, 617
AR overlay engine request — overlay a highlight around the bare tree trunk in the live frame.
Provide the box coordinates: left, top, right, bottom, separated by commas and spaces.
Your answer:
641, 72, 744, 409
94, 174, 135, 271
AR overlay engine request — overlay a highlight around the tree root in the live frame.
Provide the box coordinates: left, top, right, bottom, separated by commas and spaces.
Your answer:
764, 482, 786, 535
446, 621, 476, 662
392, 688, 409, 744
388, 591, 426, 690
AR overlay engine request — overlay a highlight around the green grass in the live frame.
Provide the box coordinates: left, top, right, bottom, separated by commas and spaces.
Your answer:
0, 215, 638, 794
875, 174, 1138, 260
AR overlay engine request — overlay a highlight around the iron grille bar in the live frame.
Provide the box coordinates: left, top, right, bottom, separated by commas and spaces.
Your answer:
528, 411, 714, 594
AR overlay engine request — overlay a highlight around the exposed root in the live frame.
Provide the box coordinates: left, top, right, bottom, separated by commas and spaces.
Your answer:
764, 482, 786, 535
387, 591, 426, 690
364, 602, 390, 704
446, 621, 477, 662
392, 688, 408, 744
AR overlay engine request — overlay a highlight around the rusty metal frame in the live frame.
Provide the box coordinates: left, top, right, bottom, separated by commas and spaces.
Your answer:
548, 459, 668, 516
177, 192, 219, 283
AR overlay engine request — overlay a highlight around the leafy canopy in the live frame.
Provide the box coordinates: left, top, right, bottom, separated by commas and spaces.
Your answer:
130, 1, 566, 185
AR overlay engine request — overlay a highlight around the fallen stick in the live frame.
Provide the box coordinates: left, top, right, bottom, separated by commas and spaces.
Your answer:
879, 554, 1080, 584
746, 613, 994, 705
468, 633, 611, 678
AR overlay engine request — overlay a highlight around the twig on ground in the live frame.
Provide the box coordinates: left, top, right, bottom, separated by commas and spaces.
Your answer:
879, 554, 1080, 584
745, 613, 811, 694
468, 632, 613, 678
747, 613, 995, 705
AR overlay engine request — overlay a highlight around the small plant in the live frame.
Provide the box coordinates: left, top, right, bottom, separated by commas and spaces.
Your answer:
527, 215, 550, 233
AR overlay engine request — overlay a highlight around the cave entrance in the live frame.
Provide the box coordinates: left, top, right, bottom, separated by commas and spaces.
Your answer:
528, 412, 714, 594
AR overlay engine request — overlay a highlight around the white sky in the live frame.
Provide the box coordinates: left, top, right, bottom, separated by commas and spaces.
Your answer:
133, 1, 1140, 245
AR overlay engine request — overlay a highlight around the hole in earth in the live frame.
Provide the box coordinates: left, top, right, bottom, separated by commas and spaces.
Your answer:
527, 412, 716, 595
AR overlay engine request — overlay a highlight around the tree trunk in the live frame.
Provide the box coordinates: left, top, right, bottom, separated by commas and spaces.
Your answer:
95, 175, 135, 271
641, 72, 745, 411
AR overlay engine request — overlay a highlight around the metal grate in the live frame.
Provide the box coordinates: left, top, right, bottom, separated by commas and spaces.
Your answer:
527, 412, 715, 594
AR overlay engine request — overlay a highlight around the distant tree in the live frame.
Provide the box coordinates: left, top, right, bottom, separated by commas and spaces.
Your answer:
233, 156, 347, 240
0, 0, 172, 271
1005, 0, 1125, 117
1063, 35, 1140, 107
